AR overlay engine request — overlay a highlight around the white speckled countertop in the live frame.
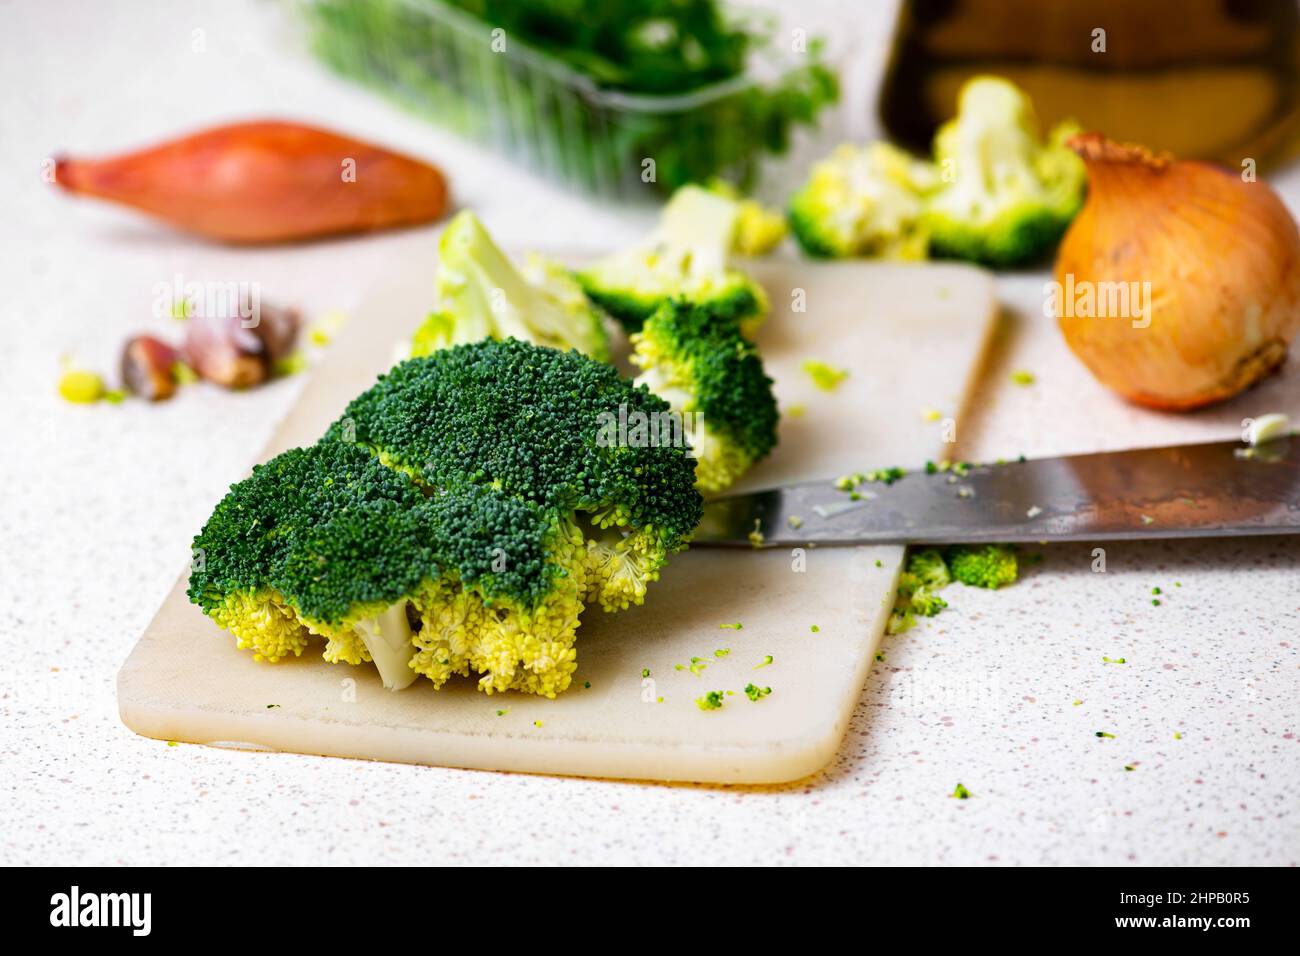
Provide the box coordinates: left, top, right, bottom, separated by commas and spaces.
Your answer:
2, 0, 1297, 866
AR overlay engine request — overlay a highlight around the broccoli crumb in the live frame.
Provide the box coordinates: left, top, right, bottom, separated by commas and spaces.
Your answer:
748, 520, 765, 548
1152, 586, 1162, 595
1246, 412, 1291, 445
1174, 731, 1182, 740
1072, 699, 1083, 706
875, 652, 884, 662
58, 368, 107, 404
951, 783, 971, 799
1124, 765, 1136, 772
787, 514, 804, 529
496, 708, 509, 717
785, 404, 807, 419
172, 361, 199, 385
810, 624, 820, 633
584, 681, 591, 688
1010, 369, 1035, 386
265, 704, 281, 709
875, 559, 882, 568
641, 668, 650, 678
754, 655, 773, 669
868, 467, 906, 485
720, 622, 743, 630
714, 648, 730, 658
1102, 656, 1127, 664
1140, 514, 1155, 525
802, 359, 849, 392
837, 467, 905, 495
1095, 731, 1115, 739
533, 720, 543, 728
921, 407, 942, 422
308, 309, 349, 347
696, 690, 725, 711
744, 683, 772, 701
273, 352, 308, 377
1152, 598, 1161, 606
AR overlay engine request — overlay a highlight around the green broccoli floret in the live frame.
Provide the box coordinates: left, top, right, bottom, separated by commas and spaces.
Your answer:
924, 76, 1085, 267
325, 339, 702, 617
576, 184, 768, 335
188, 441, 442, 688
192, 340, 702, 698
630, 300, 778, 493
411, 210, 609, 361
947, 544, 1018, 589
887, 557, 951, 635
886, 549, 955, 634
788, 142, 936, 259
884, 544, 1016, 633
908, 548, 951, 591
192, 450, 587, 696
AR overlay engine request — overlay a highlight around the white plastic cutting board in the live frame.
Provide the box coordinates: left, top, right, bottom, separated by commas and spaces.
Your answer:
118, 259, 996, 784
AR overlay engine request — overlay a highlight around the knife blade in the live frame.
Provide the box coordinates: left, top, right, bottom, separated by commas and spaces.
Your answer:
693, 437, 1300, 547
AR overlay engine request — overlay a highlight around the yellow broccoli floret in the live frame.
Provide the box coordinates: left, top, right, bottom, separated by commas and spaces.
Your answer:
207, 589, 311, 663
789, 142, 936, 259
412, 211, 609, 361
705, 178, 788, 255
577, 184, 769, 335
924, 76, 1086, 266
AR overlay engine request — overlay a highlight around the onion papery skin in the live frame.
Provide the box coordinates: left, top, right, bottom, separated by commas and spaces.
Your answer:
1054, 133, 1300, 411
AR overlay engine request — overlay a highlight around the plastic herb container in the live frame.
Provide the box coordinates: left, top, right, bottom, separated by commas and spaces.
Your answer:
297, 0, 839, 199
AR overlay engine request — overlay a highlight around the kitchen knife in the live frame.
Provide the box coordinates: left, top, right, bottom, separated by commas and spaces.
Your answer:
694, 437, 1300, 547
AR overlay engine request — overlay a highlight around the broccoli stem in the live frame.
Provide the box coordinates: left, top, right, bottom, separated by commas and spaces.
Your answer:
353, 602, 419, 691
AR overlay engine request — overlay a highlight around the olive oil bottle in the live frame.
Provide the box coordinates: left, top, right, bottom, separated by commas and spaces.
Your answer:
878, 0, 1300, 168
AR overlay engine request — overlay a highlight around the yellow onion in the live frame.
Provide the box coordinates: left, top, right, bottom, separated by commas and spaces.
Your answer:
1053, 133, 1300, 410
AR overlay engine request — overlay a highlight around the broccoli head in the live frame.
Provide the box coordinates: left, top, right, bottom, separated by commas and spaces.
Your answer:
924, 76, 1086, 267
411, 210, 609, 361
576, 184, 768, 335
947, 544, 1018, 589
788, 142, 936, 259
191, 340, 702, 697
188, 441, 441, 688
630, 300, 778, 493
325, 339, 702, 617
189, 443, 592, 695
